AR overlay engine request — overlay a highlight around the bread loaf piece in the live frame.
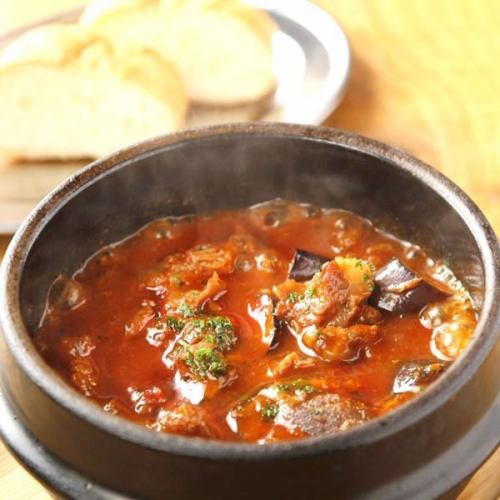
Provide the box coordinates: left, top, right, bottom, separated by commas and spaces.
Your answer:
81, 0, 277, 105
0, 24, 187, 160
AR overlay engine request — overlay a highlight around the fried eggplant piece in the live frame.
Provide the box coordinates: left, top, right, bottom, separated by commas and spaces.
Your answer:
289, 249, 329, 281
370, 259, 452, 313
392, 360, 448, 394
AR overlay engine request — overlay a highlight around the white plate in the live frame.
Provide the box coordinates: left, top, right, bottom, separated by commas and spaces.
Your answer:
190, 0, 351, 125
0, 1, 350, 233
259, 0, 351, 124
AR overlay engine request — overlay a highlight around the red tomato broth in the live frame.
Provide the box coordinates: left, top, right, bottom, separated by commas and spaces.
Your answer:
35, 200, 476, 442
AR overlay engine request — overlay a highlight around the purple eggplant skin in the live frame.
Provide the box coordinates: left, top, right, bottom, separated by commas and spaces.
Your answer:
393, 360, 448, 394
269, 313, 283, 350
369, 259, 452, 313
289, 249, 329, 281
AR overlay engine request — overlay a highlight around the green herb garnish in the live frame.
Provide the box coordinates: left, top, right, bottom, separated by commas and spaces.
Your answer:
286, 291, 301, 304
259, 401, 279, 421
206, 316, 236, 351
166, 317, 185, 332
178, 303, 196, 317
184, 346, 227, 379
277, 379, 316, 395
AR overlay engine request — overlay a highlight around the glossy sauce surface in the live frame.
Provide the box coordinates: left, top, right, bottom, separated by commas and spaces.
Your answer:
35, 201, 476, 442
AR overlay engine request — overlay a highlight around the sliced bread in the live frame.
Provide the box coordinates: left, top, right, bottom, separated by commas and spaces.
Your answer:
81, 0, 277, 105
0, 24, 187, 160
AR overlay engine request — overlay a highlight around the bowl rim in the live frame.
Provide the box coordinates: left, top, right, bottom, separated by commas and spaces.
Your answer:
1, 122, 499, 461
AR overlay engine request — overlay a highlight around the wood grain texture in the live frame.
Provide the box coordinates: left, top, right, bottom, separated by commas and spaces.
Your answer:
0, 0, 498, 498
320, 0, 500, 233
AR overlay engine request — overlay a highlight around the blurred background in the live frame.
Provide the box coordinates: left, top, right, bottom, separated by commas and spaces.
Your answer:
0, 0, 498, 233
0, 0, 498, 498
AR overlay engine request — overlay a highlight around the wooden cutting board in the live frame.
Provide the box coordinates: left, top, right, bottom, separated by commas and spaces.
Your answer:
0, 158, 85, 233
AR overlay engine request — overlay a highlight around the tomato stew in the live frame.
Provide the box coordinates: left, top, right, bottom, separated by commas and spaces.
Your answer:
35, 200, 476, 443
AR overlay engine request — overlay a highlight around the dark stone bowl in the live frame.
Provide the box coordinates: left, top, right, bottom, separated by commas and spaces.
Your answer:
0, 123, 498, 499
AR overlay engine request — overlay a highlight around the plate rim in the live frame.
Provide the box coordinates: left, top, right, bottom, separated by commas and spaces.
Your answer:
255, 0, 351, 125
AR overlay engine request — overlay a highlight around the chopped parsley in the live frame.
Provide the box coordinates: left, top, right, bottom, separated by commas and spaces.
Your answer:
277, 379, 316, 395
206, 316, 236, 352
362, 272, 375, 292
182, 316, 236, 352
259, 401, 279, 421
286, 291, 301, 304
184, 346, 227, 379
178, 303, 196, 317
354, 259, 364, 269
191, 318, 206, 329
180, 316, 236, 379
166, 317, 185, 332
169, 314, 238, 380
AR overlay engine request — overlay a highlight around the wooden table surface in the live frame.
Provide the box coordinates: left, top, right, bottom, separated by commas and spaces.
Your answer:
0, 0, 498, 498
